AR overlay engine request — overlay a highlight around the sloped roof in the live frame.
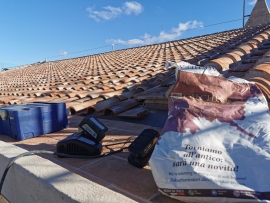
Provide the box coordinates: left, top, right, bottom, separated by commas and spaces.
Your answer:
0, 24, 270, 118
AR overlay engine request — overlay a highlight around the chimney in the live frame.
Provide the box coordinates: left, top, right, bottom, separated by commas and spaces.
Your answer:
245, 0, 270, 27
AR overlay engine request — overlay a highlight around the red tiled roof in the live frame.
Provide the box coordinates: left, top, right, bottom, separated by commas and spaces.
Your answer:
1, 24, 270, 116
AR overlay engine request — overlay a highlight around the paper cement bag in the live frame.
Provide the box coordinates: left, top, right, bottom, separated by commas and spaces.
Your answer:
149, 64, 270, 203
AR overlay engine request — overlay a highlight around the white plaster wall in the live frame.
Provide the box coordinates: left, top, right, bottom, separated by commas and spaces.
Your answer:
0, 141, 136, 203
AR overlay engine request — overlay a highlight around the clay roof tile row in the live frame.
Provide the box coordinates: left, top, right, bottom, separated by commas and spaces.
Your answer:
1, 24, 270, 116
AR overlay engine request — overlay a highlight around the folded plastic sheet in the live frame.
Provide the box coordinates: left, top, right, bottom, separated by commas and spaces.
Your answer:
149, 64, 270, 203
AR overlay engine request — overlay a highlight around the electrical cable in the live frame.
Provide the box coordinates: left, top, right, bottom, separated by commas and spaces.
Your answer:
120, 135, 136, 148
46, 45, 112, 59
5, 13, 270, 69
0, 10, 268, 198
105, 13, 270, 47
0, 135, 135, 195
0, 150, 124, 195
111, 19, 242, 46
44, 13, 270, 59
103, 135, 136, 147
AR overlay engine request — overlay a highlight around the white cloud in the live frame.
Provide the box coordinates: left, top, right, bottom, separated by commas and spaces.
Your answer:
123, 1, 143, 15
87, 6, 122, 22
107, 38, 145, 45
248, 0, 257, 6
60, 51, 68, 56
87, 1, 143, 22
106, 20, 204, 46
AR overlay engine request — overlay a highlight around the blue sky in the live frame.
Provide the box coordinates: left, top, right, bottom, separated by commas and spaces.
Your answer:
0, 0, 266, 68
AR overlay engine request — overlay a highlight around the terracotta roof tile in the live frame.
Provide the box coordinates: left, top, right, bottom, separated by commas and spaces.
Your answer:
116, 106, 149, 118
1, 24, 270, 113
103, 98, 140, 115
69, 97, 104, 114
231, 63, 255, 72
248, 77, 270, 97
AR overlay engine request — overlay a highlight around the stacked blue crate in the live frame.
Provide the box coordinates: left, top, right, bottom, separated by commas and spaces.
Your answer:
25, 103, 59, 133
31, 102, 69, 130
0, 109, 8, 135
0, 105, 42, 140
0, 105, 28, 137
0, 102, 68, 141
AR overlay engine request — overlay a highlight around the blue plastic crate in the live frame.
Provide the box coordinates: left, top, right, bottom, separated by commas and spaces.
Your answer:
0, 109, 6, 135
0, 102, 68, 141
0, 105, 28, 137
32, 102, 69, 130
25, 103, 58, 134
0, 106, 43, 140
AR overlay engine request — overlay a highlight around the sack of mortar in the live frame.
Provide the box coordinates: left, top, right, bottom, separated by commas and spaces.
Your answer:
149, 64, 270, 203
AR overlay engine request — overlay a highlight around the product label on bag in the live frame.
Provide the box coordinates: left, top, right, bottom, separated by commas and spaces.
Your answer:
149, 65, 270, 203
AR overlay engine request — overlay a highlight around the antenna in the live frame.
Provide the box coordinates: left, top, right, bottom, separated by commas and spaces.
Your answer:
243, 0, 246, 28
243, 0, 251, 28
0, 63, 3, 71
